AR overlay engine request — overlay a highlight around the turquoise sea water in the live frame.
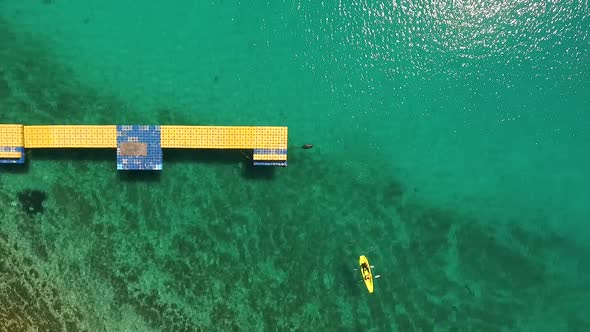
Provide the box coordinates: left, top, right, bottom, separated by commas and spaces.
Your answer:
1, 0, 589, 331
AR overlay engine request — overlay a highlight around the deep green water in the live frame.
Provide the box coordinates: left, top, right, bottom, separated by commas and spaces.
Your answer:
1, 1, 589, 331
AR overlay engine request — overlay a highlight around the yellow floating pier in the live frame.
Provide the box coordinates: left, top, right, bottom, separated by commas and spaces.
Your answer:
0, 124, 288, 170
23, 125, 118, 148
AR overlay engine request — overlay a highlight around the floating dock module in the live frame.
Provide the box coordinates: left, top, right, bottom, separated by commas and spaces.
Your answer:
1, 124, 288, 170
0, 124, 25, 164
117, 125, 162, 170
252, 148, 287, 166
24, 125, 117, 148
161, 126, 288, 166
160, 126, 287, 149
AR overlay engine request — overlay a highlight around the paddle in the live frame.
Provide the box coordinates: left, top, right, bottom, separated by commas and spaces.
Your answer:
353, 265, 375, 271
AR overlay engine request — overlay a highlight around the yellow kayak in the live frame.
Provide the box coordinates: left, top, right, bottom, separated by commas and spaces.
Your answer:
359, 255, 374, 293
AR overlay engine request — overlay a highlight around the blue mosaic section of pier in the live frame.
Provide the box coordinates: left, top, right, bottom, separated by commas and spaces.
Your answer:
116, 125, 162, 170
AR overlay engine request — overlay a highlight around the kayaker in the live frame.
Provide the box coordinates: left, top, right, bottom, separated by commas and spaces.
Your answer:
361, 262, 369, 272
